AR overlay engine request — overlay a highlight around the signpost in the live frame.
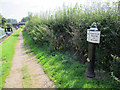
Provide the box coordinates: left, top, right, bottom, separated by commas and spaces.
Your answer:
87, 30, 101, 43
85, 23, 101, 78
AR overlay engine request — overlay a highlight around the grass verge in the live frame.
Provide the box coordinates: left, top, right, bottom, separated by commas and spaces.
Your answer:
21, 66, 33, 88
22, 30, 119, 88
0, 28, 21, 89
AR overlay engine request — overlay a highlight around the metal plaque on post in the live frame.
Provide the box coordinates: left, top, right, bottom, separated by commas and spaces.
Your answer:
87, 29, 101, 43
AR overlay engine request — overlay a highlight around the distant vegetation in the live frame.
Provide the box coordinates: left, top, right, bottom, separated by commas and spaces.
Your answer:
0, 13, 17, 28
21, 12, 32, 22
7, 19, 17, 24
1, 17, 7, 28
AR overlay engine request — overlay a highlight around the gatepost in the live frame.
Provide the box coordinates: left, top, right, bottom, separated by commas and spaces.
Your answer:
85, 22, 101, 78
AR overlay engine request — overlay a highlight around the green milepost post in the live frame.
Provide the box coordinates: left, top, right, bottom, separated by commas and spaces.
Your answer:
86, 42, 96, 78
85, 23, 100, 78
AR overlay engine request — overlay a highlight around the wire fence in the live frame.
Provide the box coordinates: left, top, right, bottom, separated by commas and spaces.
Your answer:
0, 27, 6, 39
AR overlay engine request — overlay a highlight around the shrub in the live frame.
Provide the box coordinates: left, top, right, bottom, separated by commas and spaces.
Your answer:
25, 2, 120, 74
110, 55, 120, 79
25, 16, 54, 46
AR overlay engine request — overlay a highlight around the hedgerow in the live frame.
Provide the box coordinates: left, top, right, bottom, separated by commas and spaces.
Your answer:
25, 2, 120, 79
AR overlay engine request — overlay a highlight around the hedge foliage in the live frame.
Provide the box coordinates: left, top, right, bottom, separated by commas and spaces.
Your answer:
25, 2, 120, 79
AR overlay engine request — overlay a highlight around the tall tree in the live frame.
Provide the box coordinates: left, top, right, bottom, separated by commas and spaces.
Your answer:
21, 17, 28, 22
21, 12, 33, 22
2, 17, 7, 28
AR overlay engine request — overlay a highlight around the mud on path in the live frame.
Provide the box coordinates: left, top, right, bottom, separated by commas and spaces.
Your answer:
4, 31, 55, 88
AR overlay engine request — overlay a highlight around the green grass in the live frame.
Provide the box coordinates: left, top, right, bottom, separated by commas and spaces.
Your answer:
21, 66, 33, 88
0, 28, 21, 89
22, 30, 119, 88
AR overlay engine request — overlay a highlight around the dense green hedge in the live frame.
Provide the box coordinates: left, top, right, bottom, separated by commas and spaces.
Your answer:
25, 2, 120, 79
22, 30, 120, 88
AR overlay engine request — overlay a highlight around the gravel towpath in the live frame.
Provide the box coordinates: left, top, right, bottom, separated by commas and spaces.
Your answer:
4, 31, 55, 88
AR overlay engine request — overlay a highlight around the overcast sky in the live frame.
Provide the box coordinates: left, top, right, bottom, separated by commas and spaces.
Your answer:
0, 0, 118, 22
